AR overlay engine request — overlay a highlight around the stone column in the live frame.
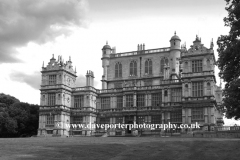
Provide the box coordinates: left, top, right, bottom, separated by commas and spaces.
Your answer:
204, 107, 208, 123
188, 108, 191, 124
148, 94, 151, 107
145, 94, 148, 107
133, 93, 137, 107
162, 113, 165, 124
182, 109, 186, 124
203, 81, 207, 96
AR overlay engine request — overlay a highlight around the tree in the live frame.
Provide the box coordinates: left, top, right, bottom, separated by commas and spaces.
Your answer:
217, 0, 240, 120
0, 93, 39, 137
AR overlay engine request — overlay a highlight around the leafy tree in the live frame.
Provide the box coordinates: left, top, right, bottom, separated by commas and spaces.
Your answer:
9, 102, 39, 136
0, 93, 39, 137
217, 0, 240, 120
0, 93, 20, 107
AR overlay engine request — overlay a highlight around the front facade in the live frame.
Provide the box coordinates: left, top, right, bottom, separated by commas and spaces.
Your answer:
38, 33, 224, 137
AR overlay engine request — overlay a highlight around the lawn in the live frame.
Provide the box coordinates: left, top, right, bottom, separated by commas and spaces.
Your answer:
0, 137, 239, 160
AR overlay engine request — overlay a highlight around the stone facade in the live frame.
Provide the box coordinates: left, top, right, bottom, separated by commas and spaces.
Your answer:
38, 33, 224, 137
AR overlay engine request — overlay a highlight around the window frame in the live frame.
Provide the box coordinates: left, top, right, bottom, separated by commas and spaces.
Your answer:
192, 82, 203, 97
192, 60, 202, 73
115, 62, 122, 78
48, 93, 56, 106
145, 59, 153, 75
101, 97, 110, 109
74, 95, 84, 108
49, 75, 57, 85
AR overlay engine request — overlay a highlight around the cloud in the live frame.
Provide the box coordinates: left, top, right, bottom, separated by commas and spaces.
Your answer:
9, 71, 41, 90
10, 72, 99, 90
75, 74, 86, 87
0, 0, 88, 63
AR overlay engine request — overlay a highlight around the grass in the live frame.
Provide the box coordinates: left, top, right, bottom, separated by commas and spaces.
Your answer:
0, 137, 239, 160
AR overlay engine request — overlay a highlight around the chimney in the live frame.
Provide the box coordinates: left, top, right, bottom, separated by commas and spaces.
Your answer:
86, 70, 95, 87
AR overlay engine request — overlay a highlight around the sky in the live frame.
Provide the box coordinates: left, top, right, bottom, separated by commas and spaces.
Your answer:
0, 0, 239, 125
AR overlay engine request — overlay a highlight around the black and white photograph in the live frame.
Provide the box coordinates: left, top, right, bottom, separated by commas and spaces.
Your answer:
0, 0, 240, 159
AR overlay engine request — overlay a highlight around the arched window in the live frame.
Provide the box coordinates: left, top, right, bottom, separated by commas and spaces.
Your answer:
130, 61, 137, 76
165, 59, 169, 66
145, 59, 152, 75
115, 62, 122, 78
160, 58, 164, 73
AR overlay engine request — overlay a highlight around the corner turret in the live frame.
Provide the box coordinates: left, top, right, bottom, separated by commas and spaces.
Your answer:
169, 32, 181, 79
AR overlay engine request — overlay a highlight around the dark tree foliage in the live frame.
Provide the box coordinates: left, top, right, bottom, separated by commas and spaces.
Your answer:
217, 0, 240, 120
0, 93, 20, 107
0, 93, 39, 137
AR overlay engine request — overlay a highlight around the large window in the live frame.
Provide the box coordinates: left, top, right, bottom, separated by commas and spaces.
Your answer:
49, 75, 57, 85
192, 60, 202, 73
73, 116, 83, 124
99, 117, 110, 124
115, 62, 122, 78
101, 97, 110, 109
151, 115, 162, 124
116, 117, 123, 124
192, 82, 203, 97
137, 94, 145, 107
137, 116, 145, 124
192, 108, 204, 122
116, 96, 123, 109
46, 115, 54, 125
74, 95, 84, 108
48, 93, 56, 106
130, 61, 137, 76
170, 110, 182, 123
171, 88, 182, 102
126, 95, 133, 107
152, 92, 162, 107
145, 59, 152, 75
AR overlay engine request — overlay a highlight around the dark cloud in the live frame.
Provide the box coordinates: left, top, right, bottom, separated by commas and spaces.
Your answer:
10, 72, 99, 90
10, 71, 41, 90
0, 0, 88, 63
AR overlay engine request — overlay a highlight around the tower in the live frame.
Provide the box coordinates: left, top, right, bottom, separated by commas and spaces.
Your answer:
169, 31, 181, 79
38, 55, 77, 137
101, 42, 111, 89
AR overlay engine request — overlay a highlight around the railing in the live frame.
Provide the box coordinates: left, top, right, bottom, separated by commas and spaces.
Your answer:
73, 86, 99, 93
110, 47, 170, 58
71, 107, 97, 112
160, 79, 181, 85
182, 71, 215, 78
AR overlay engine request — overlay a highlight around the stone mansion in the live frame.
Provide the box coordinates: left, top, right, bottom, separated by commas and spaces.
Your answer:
38, 32, 224, 137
